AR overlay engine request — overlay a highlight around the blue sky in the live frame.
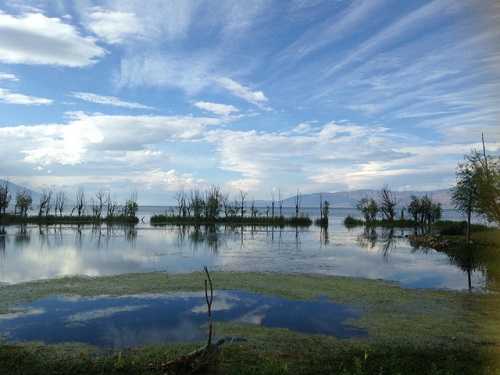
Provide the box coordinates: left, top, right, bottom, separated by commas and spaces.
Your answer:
0, 0, 499, 205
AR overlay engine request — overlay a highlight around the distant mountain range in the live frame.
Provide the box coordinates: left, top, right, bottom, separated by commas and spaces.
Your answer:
1, 178, 453, 210
0, 179, 43, 204
256, 189, 453, 209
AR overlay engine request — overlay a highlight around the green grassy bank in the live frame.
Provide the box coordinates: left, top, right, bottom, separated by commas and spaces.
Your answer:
1, 269, 499, 374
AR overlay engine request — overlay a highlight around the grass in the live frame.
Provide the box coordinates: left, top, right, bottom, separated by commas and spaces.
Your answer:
0, 213, 139, 225
150, 214, 313, 227
0, 338, 494, 374
1, 269, 499, 374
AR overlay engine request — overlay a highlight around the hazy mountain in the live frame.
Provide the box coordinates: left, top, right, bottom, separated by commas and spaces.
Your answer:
0, 178, 43, 206
1, 178, 453, 210
262, 189, 453, 209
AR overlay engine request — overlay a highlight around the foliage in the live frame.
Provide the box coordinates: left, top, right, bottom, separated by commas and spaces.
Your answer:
343, 214, 364, 226
407, 194, 442, 225
452, 146, 500, 225
315, 199, 330, 227
0, 339, 493, 375
0, 179, 11, 214
0, 213, 138, 225
355, 195, 378, 222
15, 189, 33, 217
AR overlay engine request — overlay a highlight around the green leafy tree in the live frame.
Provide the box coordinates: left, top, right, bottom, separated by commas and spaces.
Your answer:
356, 195, 379, 222
0, 179, 11, 214
123, 190, 139, 217
452, 137, 500, 239
407, 194, 442, 226
15, 189, 33, 217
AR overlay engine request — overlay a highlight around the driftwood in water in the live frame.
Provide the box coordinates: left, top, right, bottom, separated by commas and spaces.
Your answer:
165, 266, 225, 373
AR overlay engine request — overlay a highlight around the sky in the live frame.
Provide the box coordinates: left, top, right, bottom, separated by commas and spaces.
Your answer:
0, 0, 499, 205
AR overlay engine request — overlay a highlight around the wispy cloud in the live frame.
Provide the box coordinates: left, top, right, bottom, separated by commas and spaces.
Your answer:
194, 101, 239, 116
215, 77, 270, 110
85, 7, 146, 44
0, 88, 52, 105
0, 12, 105, 67
0, 72, 18, 81
71, 92, 153, 109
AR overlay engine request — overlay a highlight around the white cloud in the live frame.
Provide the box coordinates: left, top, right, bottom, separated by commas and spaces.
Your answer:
131, 168, 205, 192
0, 88, 52, 105
0, 72, 18, 81
85, 7, 145, 44
0, 11, 105, 67
194, 101, 239, 116
215, 77, 270, 110
71, 92, 153, 109
0, 112, 222, 167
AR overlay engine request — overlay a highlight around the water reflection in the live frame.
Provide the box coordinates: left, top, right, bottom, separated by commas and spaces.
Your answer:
0, 290, 366, 350
0, 223, 488, 291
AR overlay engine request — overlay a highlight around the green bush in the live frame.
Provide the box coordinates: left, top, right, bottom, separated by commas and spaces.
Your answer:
343, 215, 364, 226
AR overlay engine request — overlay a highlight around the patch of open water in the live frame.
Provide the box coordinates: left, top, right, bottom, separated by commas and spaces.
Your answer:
0, 290, 367, 350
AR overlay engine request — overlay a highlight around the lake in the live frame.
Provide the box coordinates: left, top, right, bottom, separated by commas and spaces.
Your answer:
0, 207, 483, 290
0, 207, 487, 349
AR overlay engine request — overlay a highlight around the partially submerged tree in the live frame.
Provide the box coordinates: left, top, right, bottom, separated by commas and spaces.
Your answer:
15, 189, 32, 217
356, 195, 379, 222
38, 188, 52, 216
73, 186, 86, 217
123, 189, 139, 217
237, 190, 247, 218
295, 188, 302, 218
54, 191, 67, 217
407, 194, 442, 226
378, 183, 399, 221
0, 179, 11, 214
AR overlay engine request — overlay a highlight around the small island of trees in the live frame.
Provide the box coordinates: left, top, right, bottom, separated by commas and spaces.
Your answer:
0, 184, 140, 225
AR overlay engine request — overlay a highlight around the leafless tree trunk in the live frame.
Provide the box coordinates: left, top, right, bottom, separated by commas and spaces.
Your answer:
279, 189, 283, 217
295, 188, 301, 217
271, 190, 275, 218
378, 183, 399, 221
38, 188, 52, 216
237, 190, 247, 218
54, 191, 66, 216
74, 186, 86, 217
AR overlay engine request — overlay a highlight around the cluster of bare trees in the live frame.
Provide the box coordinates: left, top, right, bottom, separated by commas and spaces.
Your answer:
171, 185, 291, 221
70, 187, 137, 218
0, 180, 138, 219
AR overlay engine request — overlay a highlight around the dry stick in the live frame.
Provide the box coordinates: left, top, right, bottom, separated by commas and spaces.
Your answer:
203, 265, 213, 346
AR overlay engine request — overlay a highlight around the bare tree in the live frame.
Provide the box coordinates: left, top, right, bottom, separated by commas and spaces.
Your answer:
91, 189, 106, 218
54, 191, 67, 216
295, 188, 301, 217
378, 183, 399, 221
271, 190, 275, 218
38, 188, 52, 216
174, 185, 187, 217
237, 190, 248, 218
278, 189, 284, 217
106, 190, 120, 217
73, 186, 86, 217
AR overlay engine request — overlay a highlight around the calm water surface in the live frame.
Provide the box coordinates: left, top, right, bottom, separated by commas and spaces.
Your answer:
0, 208, 487, 349
0, 290, 367, 350
0, 208, 483, 291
